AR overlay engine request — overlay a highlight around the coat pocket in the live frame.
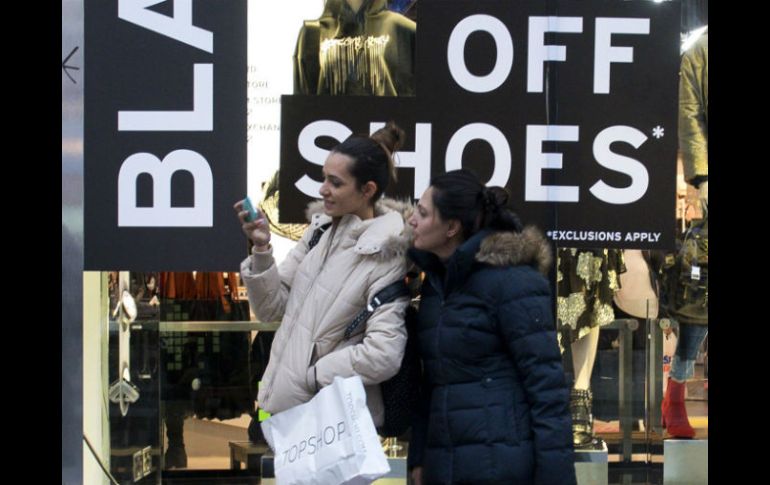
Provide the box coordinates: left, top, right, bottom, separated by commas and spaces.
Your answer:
302, 342, 319, 394
481, 377, 519, 445
308, 341, 319, 367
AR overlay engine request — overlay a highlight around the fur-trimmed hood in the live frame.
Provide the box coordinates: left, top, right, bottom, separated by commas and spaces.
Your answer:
304, 197, 415, 262
475, 226, 553, 275
409, 226, 553, 284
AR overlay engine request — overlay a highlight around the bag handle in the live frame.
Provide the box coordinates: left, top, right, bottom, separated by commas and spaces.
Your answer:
344, 280, 410, 340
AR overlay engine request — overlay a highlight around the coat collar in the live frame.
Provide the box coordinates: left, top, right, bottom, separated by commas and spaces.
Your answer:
409, 226, 553, 293
305, 197, 414, 261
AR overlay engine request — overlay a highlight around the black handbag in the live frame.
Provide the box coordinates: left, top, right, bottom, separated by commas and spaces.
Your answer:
344, 280, 421, 438
377, 304, 421, 437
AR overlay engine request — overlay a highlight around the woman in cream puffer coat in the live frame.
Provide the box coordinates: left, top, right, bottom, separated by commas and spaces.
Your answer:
235, 122, 412, 426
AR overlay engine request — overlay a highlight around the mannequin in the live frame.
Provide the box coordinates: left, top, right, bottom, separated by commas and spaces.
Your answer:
614, 250, 658, 322
264, 0, 417, 237
293, 0, 416, 95
678, 29, 707, 208
159, 272, 196, 469
604, 250, 661, 428
663, 28, 708, 440
660, 219, 708, 438
557, 248, 625, 448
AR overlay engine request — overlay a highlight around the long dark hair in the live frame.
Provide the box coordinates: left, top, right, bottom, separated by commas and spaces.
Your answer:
430, 169, 523, 240
333, 121, 405, 204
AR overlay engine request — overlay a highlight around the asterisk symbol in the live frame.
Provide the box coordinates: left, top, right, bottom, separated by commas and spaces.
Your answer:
652, 126, 664, 139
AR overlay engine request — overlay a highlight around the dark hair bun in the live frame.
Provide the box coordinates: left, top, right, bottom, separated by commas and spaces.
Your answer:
485, 186, 509, 211
371, 121, 405, 155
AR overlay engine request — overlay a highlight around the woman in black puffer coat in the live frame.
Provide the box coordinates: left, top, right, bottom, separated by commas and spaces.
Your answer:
406, 169, 576, 485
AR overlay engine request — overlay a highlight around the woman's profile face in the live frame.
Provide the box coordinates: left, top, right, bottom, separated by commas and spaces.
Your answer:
408, 186, 452, 253
319, 152, 373, 219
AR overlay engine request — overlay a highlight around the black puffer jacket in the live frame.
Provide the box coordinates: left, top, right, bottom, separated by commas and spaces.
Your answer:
407, 228, 576, 485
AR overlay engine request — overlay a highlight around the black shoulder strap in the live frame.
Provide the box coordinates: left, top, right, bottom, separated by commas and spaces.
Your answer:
344, 280, 410, 339
308, 222, 332, 250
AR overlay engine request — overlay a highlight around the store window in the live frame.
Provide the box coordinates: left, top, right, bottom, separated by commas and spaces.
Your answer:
70, 1, 707, 484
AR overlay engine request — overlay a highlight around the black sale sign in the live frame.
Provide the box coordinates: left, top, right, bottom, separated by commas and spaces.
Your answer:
279, 0, 680, 249
83, 0, 680, 271
84, 0, 247, 270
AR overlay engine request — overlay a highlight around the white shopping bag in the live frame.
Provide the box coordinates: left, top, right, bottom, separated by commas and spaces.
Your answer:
261, 375, 390, 485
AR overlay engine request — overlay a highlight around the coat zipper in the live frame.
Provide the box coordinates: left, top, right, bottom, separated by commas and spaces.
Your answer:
426, 269, 453, 462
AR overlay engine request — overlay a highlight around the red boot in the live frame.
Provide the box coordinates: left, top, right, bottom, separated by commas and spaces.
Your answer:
662, 378, 695, 439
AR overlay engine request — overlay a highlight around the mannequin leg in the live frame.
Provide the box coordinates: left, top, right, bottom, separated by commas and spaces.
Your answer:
570, 326, 603, 448
662, 324, 708, 438
164, 401, 188, 469
670, 324, 708, 383
572, 326, 600, 390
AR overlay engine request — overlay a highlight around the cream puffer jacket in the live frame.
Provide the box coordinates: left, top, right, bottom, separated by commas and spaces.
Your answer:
240, 198, 413, 425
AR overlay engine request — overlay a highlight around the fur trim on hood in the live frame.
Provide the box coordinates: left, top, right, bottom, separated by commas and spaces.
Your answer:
475, 226, 553, 275
304, 197, 415, 262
